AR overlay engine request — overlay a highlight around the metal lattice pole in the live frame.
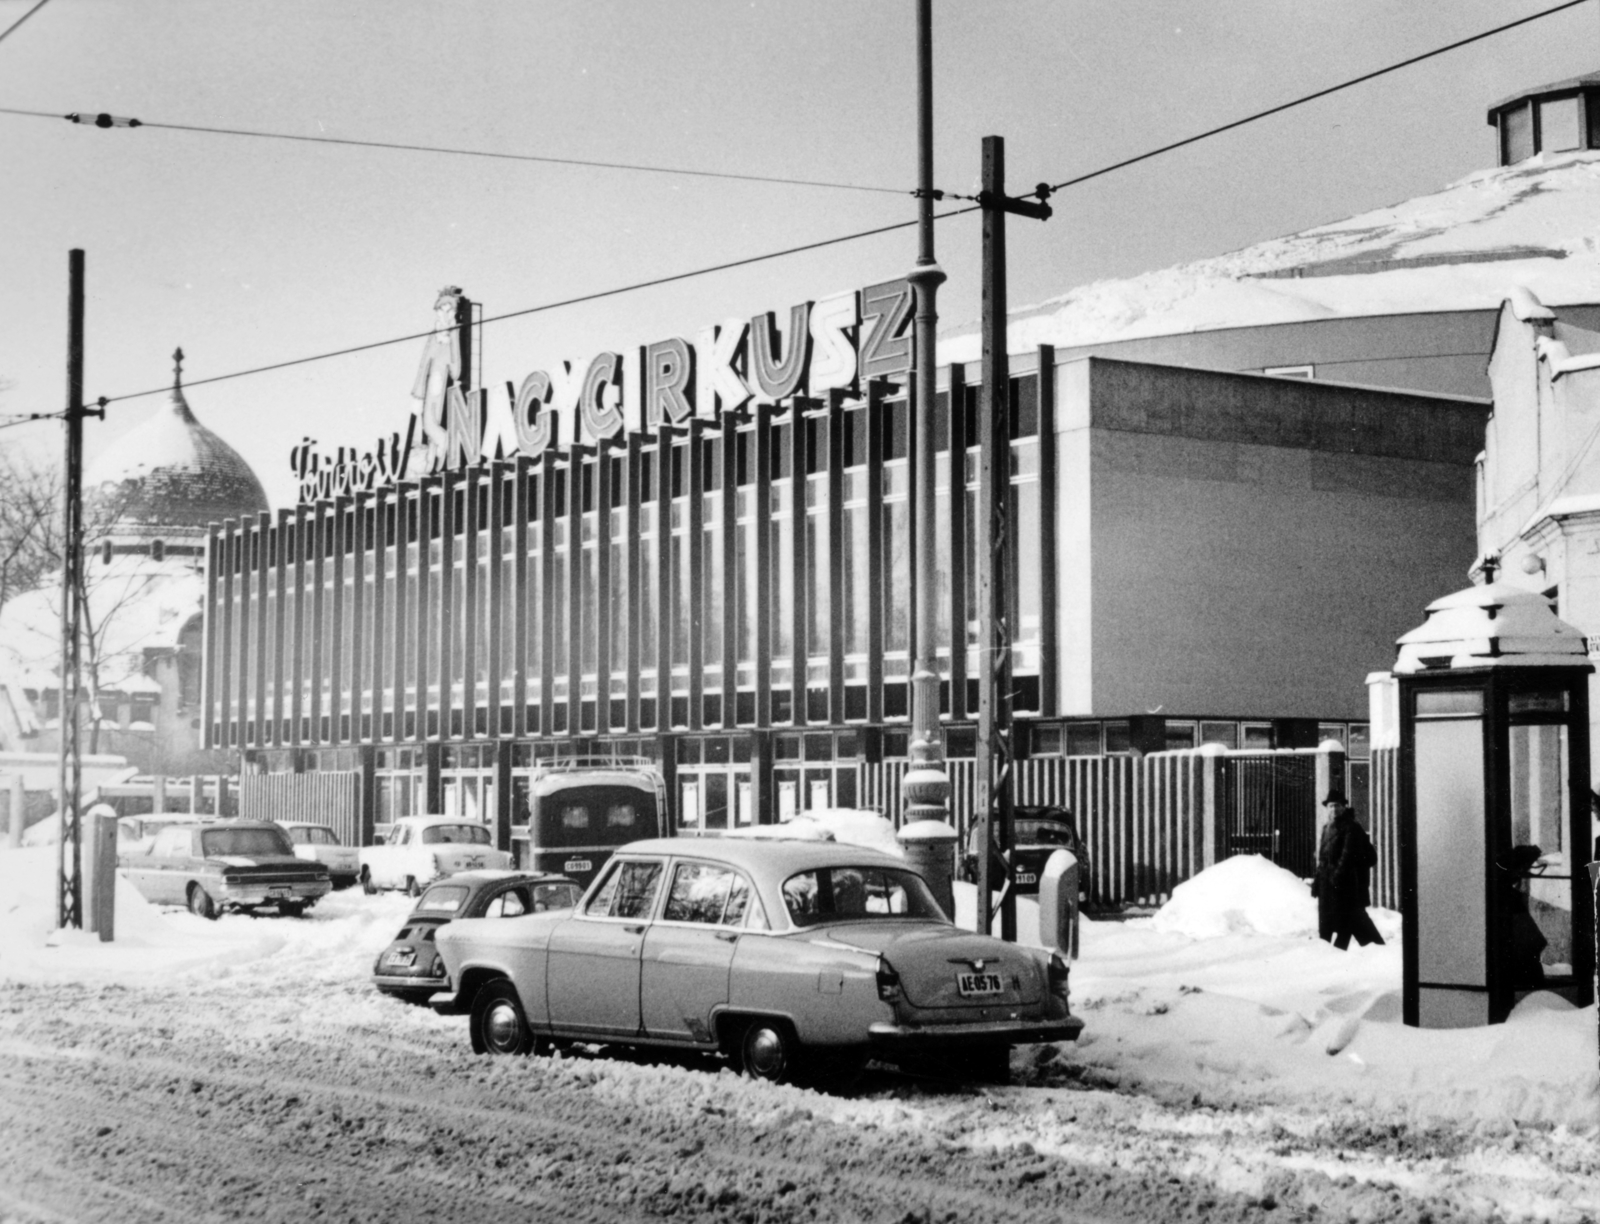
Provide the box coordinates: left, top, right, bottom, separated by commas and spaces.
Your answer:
56, 248, 86, 930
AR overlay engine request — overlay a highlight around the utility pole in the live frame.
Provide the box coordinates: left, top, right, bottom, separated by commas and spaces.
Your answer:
56, 248, 88, 929
901, 0, 951, 833
974, 138, 1050, 939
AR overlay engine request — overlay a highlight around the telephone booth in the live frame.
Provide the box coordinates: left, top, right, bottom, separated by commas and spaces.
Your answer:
1394, 583, 1596, 1027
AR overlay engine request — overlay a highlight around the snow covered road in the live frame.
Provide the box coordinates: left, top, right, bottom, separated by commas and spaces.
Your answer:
0, 848, 1594, 1223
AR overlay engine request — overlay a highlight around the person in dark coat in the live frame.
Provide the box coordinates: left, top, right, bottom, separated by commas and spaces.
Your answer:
1312, 791, 1384, 949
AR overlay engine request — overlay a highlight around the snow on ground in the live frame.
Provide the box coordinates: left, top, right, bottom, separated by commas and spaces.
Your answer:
1, 843, 1595, 1217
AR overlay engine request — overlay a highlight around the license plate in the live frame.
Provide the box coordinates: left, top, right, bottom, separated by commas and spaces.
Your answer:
957, 971, 1004, 997
461, 856, 484, 869
1014, 872, 1038, 886
564, 859, 592, 874
268, 886, 291, 898
383, 949, 416, 968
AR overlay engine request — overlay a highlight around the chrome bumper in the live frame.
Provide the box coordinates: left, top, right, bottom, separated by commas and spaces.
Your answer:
867, 1014, 1084, 1048
219, 880, 331, 906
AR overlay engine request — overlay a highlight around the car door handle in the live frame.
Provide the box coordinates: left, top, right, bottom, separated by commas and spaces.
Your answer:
715, 931, 739, 943
624, 924, 646, 935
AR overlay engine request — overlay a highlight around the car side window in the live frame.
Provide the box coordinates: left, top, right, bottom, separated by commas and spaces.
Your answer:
586, 860, 663, 920
487, 888, 527, 918
663, 862, 736, 925
391, 826, 410, 846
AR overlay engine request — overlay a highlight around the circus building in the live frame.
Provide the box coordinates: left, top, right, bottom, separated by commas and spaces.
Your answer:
0, 351, 269, 780
199, 72, 1600, 914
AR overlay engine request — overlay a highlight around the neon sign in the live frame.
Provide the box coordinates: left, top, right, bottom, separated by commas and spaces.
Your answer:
291, 279, 913, 504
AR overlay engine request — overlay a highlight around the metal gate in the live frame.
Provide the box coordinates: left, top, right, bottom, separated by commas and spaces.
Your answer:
1217, 753, 1318, 878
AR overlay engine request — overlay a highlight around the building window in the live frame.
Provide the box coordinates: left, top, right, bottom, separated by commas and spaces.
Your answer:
1065, 722, 1101, 757
1502, 101, 1534, 164
1199, 720, 1238, 749
1540, 95, 1581, 153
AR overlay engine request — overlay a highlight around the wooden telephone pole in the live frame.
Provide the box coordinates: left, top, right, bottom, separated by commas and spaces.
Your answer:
973, 139, 1050, 939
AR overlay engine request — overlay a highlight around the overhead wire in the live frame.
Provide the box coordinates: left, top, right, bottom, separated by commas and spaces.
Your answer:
1020, 0, 1590, 200
0, 0, 52, 47
96, 206, 980, 407
68, 0, 1589, 407
0, 105, 904, 196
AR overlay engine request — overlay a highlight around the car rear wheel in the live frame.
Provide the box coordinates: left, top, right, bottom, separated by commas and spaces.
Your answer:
739, 1020, 801, 1085
470, 981, 534, 1057
187, 884, 217, 921
405, 876, 423, 898
360, 869, 376, 895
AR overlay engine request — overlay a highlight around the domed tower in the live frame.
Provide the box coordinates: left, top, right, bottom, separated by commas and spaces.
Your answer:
87, 348, 270, 559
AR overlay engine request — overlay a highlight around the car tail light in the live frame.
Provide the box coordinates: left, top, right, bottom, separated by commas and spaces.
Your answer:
1048, 952, 1070, 996
876, 957, 902, 1002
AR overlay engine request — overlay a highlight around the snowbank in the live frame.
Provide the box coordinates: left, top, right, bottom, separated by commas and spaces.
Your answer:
0, 841, 1592, 1131
1149, 852, 1399, 943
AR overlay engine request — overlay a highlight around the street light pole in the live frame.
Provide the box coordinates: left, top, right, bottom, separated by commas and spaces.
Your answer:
902, 0, 951, 831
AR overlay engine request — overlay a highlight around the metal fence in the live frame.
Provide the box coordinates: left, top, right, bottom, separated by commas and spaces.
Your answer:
240, 771, 362, 848
862, 746, 1339, 910
1215, 752, 1319, 879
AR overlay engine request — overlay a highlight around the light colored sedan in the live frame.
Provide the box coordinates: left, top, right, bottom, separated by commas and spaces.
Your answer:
277, 820, 361, 889
433, 836, 1083, 1085
359, 816, 512, 896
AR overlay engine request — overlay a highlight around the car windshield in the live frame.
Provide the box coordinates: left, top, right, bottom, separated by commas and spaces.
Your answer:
202, 827, 293, 857
417, 884, 469, 913
420, 824, 492, 846
1016, 819, 1077, 847
780, 866, 945, 927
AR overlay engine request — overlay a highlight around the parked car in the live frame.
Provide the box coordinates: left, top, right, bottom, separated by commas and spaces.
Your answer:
373, 870, 582, 1003
276, 820, 361, 889
1009, 806, 1090, 899
433, 836, 1083, 1085
359, 816, 512, 896
119, 819, 331, 919
116, 814, 206, 857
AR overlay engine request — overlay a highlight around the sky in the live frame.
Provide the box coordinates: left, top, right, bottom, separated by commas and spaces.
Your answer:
1, 0, 1598, 508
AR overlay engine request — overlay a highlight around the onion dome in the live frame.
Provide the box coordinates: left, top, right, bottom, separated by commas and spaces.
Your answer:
87, 349, 269, 546
1393, 582, 1592, 674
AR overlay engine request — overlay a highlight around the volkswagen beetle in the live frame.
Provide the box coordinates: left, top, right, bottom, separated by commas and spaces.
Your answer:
374, 870, 582, 1003
432, 836, 1082, 1084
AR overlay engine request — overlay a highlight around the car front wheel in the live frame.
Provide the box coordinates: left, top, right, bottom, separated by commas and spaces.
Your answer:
470, 981, 534, 1056
187, 884, 217, 921
739, 1020, 801, 1084
405, 876, 423, 898
360, 869, 376, 895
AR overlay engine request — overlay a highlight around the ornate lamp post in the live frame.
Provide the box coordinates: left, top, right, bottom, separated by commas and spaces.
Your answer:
901, 0, 951, 831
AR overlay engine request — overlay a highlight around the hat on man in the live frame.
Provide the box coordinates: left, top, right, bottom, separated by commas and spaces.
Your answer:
1323, 791, 1349, 807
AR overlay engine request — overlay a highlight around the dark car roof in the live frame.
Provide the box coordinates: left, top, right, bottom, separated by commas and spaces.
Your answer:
413, 870, 579, 915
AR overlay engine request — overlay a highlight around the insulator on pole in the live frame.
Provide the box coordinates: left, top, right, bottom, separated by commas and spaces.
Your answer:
65, 112, 142, 128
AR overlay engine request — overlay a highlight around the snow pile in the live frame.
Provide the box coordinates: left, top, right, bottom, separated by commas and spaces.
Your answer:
1150, 853, 1318, 939
0, 841, 1592, 1134
940, 152, 1600, 361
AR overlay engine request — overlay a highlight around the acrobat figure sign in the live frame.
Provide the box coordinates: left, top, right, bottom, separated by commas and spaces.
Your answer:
291, 279, 914, 504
